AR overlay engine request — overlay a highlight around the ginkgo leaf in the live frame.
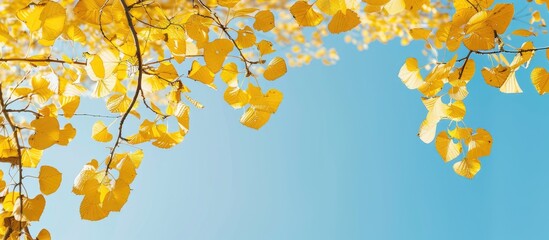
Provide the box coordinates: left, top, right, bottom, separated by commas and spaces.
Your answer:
221, 62, 239, 87
531, 67, 549, 95
117, 156, 137, 184
22, 148, 43, 168
398, 58, 424, 89
448, 126, 473, 140
29, 117, 60, 150
418, 119, 438, 143
218, 0, 240, 8
290, 1, 324, 27
328, 9, 360, 34
467, 128, 493, 158
156, 62, 179, 81
73, 160, 98, 195
257, 40, 275, 56
92, 121, 113, 143
65, 24, 86, 44
37, 229, 51, 240
510, 41, 535, 68
240, 107, 272, 130
449, 86, 469, 100
453, 157, 481, 179
446, 101, 466, 121
316, 0, 345, 15
103, 179, 130, 212
264, 57, 287, 81
59, 95, 80, 118
74, 0, 113, 25
481, 65, 511, 88
188, 60, 215, 85
487, 4, 514, 34
410, 28, 431, 40
500, 71, 522, 93
512, 29, 535, 37
39, 166, 62, 195
39, 1, 66, 46
13, 194, 46, 222
80, 191, 109, 221
435, 131, 462, 162
224, 87, 250, 109
253, 10, 275, 32
235, 26, 256, 49
204, 39, 234, 73
3, 191, 20, 212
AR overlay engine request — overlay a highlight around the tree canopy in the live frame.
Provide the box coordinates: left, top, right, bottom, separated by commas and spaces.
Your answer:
0, 0, 546, 238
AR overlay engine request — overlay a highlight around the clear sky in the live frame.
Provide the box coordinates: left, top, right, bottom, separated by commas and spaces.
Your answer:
24, 2, 549, 239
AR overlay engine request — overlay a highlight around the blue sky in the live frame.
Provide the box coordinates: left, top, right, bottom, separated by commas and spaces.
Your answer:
22, 1, 549, 239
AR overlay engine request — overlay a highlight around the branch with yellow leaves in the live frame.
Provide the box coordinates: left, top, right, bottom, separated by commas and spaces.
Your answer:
0, 84, 25, 237
104, 0, 145, 174
195, 0, 264, 77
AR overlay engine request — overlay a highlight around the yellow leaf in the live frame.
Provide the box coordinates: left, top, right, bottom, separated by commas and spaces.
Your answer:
29, 117, 60, 150
73, 160, 98, 195
466, 128, 493, 158
156, 62, 179, 81
16, 3, 44, 32
487, 4, 514, 34
13, 194, 46, 222
248, 84, 283, 113
481, 65, 510, 88
510, 41, 535, 68
74, 0, 113, 25
92, 121, 113, 143
106, 94, 131, 114
500, 71, 522, 94
224, 87, 250, 109
398, 58, 424, 89
328, 9, 360, 34
3, 191, 20, 212
39, 1, 66, 46
435, 131, 462, 162
253, 10, 275, 32
65, 24, 86, 44
418, 119, 437, 143
263, 57, 287, 81
103, 179, 130, 212
364, 0, 391, 6
22, 148, 43, 168
235, 26, 256, 49
58, 123, 76, 146
80, 190, 109, 221
290, 1, 324, 27
240, 107, 271, 130
221, 62, 239, 87
453, 157, 481, 179
257, 40, 275, 56
37, 229, 51, 240
446, 101, 466, 121
531, 67, 549, 95
204, 39, 234, 73
59, 95, 80, 118
448, 86, 469, 101
512, 29, 535, 37
448, 126, 473, 140
188, 60, 215, 85
39, 166, 62, 195
218, 0, 240, 8
116, 157, 137, 183
316, 0, 346, 15
409, 28, 431, 40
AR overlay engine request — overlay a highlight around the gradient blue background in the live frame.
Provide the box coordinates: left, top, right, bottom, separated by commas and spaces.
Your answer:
24, 2, 549, 239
